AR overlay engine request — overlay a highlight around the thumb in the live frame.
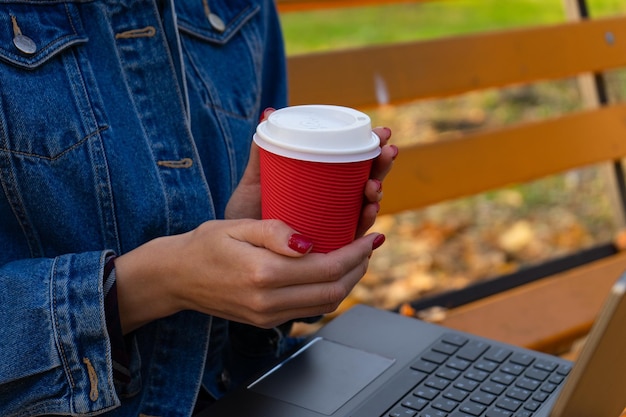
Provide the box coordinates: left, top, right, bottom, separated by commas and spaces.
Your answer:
240, 142, 261, 186
234, 219, 314, 257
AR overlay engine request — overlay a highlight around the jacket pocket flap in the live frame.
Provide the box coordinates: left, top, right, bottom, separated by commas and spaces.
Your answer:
176, 0, 260, 45
0, 4, 88, 70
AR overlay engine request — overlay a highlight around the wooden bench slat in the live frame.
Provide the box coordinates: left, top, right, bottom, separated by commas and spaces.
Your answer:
380, 104, 626, 215
288, 16, 626, 107
439, 251, 626, 353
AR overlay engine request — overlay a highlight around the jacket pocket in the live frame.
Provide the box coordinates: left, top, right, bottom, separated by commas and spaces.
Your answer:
175, 0, 260, 46
0, 2, 103, 160
176, 0, 262, 119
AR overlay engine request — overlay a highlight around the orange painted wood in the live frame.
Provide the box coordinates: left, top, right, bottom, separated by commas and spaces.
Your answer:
287, 16, 626, 108
380, 104, 626, 215
440, 251, 626, 354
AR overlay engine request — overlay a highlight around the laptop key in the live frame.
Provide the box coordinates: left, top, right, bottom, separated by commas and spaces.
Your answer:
401, 394, 429, 411
442, 387, 469, 402
524, 400, 541, 411
454, 378, 479, 392
480, 381, 506, 396
458, 401, 486, 416
425, 376, 450, 390
485, 407, 513, 417
457, 341, 490, 361
388, 405, 417, 417
414, 385, 440, 400
495, 397, 522, 412
431, 398, 458, 412
470, 392, 497, 406
483, 346, 512, 363
491, 372, 515, 386
509, 353, 534, 367
412, 360, 439, 374
515, 377, 540, 391
533, 359, 557, 372
556, 363, 572, 376
525, 368, 549, 382
447, 358, 472, 371
436, 368, 461, 381
465, 370, 489, 382
549, 374, 565, 385
418, 408, 448, 417
423, 351, 450, 365
505, 387, 531, 402
474, 360, 498, 373
500, 363, 525, 376
442, 334, 469, 347
433, 342, 460, 356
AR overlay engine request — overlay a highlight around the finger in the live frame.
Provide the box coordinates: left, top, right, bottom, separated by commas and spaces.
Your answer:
259, 107, 276, 123
231, 219, 314, 257
370, 143, 398, 181
364, 178, 383, 204
373, 126, 392, 147
242, 230, 383, 289
254, 234, 384, 314
241, 142, 261, 185
355, 202, 380, 238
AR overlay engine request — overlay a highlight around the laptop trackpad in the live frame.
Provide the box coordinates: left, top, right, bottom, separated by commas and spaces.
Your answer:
248, 337, 395, 415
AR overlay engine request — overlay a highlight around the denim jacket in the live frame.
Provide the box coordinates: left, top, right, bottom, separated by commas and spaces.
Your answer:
0, 0, 288, 415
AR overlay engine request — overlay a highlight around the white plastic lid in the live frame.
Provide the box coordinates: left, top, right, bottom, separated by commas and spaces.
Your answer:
254, 105, 381, 162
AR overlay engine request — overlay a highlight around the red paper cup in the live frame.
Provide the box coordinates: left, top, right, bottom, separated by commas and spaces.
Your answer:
254, 105, 381, 253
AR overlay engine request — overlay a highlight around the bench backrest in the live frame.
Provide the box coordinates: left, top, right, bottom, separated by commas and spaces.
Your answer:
277, 0, 626, 218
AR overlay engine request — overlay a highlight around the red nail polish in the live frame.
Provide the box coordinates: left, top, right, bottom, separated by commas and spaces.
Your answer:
288, 233, 313, 254
373, 179, 383, 193
259, 107, 275, 123
372, 234, 386, 250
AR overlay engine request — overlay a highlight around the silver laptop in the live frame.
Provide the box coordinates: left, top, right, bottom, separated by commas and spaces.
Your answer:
201, 272, 626, 417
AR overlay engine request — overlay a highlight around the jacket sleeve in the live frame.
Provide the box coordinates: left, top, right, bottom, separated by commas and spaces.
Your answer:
0, 250, 123, 416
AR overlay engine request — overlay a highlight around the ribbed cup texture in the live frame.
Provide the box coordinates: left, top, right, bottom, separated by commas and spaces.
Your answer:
259, 148, 373, 253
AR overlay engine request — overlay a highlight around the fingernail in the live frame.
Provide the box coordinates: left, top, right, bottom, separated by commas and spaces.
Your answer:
390, 145, 399, 160
372, 234, 386, 250
259, 107, 275, 123
383, 127, 392, 137
288, 233, 314, 254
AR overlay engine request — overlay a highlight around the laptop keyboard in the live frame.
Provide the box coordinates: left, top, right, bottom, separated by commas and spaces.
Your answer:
382, 334, 572, 417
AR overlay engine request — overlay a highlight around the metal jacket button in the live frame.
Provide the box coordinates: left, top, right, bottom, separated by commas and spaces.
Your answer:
202, 0, 225, 32
11, 16, 36, 55
208, 13, 225, 32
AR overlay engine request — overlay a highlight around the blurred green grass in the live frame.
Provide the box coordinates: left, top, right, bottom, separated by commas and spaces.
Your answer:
280, 0, 626, 55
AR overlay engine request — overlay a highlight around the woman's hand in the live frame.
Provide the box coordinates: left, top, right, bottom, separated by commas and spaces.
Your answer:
113, 218, 385, 333
113, 109, 396, 334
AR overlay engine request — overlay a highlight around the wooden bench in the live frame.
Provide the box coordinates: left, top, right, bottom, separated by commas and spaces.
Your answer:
277, 0, 626, 356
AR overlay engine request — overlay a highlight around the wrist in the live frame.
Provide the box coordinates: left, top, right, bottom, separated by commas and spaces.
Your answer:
114, 235, 184, 333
